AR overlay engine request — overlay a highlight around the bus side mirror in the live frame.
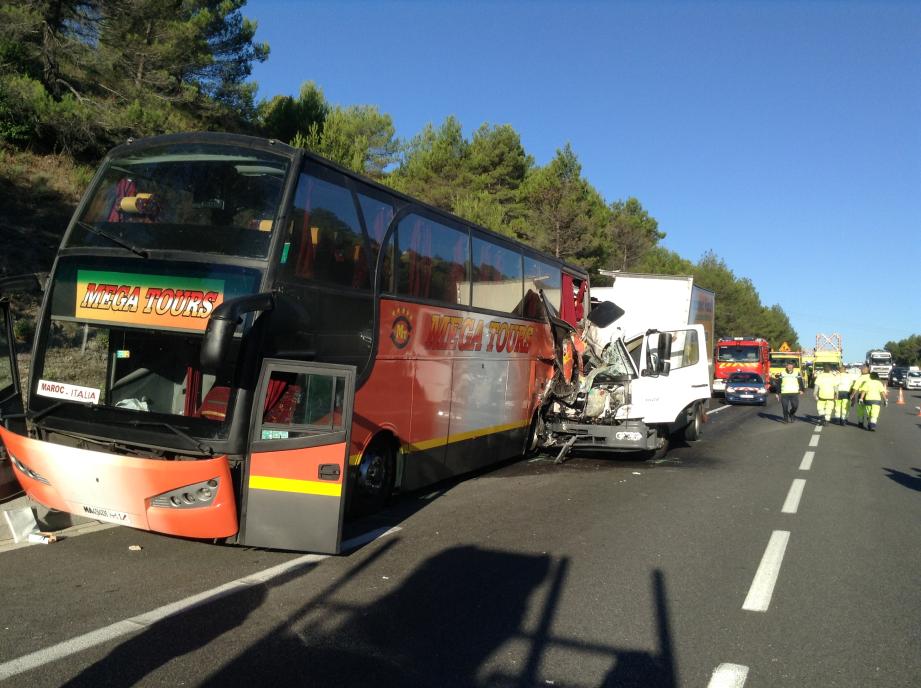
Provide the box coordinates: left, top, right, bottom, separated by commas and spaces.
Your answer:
201, 292, 275, 373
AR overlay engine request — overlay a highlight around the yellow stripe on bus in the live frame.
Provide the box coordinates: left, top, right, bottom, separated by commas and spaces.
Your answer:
249, 475, 342, 497
347, 419, 531, 466
402, 419, 530, 455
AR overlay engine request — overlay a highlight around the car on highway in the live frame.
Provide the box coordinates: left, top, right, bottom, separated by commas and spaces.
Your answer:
889, 367, 907, 387
903, 370, 921, 390
724, 372, 769, 405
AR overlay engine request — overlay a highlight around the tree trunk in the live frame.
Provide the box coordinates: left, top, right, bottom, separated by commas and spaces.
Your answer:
41, 0, 64, 98
135, 21, 154, 89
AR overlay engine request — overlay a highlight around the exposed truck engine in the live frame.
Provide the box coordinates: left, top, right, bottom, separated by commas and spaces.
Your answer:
534, 296, 712, 462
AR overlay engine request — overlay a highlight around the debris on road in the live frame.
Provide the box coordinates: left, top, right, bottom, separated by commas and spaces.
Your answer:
27, 532, 57, 545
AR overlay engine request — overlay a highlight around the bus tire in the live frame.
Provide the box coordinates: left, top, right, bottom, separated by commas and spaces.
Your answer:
352, 438, 396, 515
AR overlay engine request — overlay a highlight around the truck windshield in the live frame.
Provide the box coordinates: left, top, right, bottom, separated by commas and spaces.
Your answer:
869, 354, 891, 363
33, 320, 233, 442
718, 346, 760, 362
67, 143, 290, 259
771, 357, 799, 368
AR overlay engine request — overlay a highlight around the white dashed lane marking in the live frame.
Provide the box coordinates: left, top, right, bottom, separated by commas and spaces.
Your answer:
799, 451, 815, 470
743, 530, 791, 612
808, 434, 820, 447
708, 663, 750, 688
781, 479, 807, 514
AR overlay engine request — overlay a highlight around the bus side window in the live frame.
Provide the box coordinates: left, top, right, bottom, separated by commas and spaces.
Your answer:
395, 214, 470, 306
472, 237, 523, 315
286, 171, 369, 289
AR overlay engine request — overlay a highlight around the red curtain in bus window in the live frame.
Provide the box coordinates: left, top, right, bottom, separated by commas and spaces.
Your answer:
447, 234, 467, 302
107, 178, 137, 222
184, 367, 202, 417
408, 218, 432, 298
294, 177, 316, 279
561, 274, 586, 326
263, 378, 302, 424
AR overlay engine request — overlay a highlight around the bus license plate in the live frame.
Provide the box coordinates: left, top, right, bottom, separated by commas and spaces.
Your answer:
79, 504, 131, 524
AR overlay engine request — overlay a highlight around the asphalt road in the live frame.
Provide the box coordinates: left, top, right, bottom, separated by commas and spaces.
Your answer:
1, 392, 919, 687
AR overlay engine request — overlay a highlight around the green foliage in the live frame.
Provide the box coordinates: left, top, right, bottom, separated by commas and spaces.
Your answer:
885, 335, 921, 366
519, 143, 610, 272
390, 116, 470, 210
0, 0, 268, 156
303, 104, 399, 178
258, 81, 328, 144
605, 197, 666, 272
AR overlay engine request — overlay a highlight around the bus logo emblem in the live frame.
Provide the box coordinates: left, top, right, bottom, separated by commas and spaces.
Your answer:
390, 310, 413, 349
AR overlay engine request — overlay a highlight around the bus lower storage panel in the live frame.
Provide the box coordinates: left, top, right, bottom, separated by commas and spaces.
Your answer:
543, 419, 658, 452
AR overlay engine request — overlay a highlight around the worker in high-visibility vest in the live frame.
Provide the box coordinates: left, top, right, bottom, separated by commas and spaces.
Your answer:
775, 362, 805, 423
813, 364, 838, 426
851, 365, 871, 428
834, 366, 857, 425
858, 372, 888, 431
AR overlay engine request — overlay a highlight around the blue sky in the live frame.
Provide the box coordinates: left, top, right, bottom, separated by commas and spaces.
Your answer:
246, 0, 920, 361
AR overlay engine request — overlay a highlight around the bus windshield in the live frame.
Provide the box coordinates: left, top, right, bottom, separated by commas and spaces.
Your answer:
67, 143, 290, 259
718, 345, 761, 363
34, 319, 233, 442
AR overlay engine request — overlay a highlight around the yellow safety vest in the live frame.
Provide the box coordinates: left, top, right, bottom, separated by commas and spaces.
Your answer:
779, 371, 801, 394
852, 373, 870, 395
862, 379, 886, 401
815, 372, 838, 400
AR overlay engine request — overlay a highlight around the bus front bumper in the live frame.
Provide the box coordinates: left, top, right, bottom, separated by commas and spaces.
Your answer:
0, 428, 238, 539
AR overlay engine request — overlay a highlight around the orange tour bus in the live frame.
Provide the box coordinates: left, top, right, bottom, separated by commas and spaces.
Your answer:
0, 133, 589, 553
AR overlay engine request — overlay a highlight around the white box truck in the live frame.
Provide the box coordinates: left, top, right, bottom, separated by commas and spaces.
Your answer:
535, 272, 714, 461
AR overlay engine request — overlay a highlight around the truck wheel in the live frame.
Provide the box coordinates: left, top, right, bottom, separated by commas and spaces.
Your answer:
682, 405, 702, 442
646, 427, 670, 460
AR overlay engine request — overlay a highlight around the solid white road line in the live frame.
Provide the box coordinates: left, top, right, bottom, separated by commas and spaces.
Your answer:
707, 663, 750, 688
799, 451, 815, 471
0, 526, 401, 682
781, 479, 807, 514
808, 434, 820, 447
742, 530, 791, 612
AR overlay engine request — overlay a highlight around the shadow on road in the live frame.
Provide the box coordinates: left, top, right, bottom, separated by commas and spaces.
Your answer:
882, 467, 921, 493
63, 542, 680, 688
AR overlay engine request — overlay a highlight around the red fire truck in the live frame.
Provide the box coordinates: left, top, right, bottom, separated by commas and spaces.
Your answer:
711, 336, 771, 395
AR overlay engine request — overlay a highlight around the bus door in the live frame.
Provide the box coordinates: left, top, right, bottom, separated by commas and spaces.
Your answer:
0, 299, 26, 499
241, 359, 355, 553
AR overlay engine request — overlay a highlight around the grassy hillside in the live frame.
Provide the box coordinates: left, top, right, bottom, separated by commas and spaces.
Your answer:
0, 146, 93, 383
0, 146, 91, 283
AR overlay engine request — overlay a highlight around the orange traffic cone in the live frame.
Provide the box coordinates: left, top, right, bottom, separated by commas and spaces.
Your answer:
897, 387, 905, 405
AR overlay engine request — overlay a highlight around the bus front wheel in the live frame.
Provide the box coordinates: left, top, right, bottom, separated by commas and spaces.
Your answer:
352, 439, 396, 514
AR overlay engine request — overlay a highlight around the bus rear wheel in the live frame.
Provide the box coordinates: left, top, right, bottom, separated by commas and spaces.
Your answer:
351, 439, 396, 515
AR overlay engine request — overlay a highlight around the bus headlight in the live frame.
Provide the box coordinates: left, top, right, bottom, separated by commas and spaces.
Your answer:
152, 479, 219, 509
8, 451, 51, 485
